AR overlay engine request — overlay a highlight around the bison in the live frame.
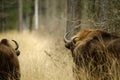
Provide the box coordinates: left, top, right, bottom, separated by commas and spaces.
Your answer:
0, 39, 20, 80
64, 29, 120, 79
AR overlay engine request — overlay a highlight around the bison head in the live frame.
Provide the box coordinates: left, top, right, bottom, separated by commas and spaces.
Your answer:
64, 30, 96, 53
64, 31, 77, 52
64, 29, 120, 53
0, 39, 20, 80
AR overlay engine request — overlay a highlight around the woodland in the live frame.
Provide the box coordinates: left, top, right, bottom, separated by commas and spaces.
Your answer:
0, 0, 120, 80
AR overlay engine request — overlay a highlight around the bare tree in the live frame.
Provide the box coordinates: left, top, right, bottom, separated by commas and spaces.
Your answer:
34, 0, 39, 30
18, 0, 23, 32
67, 0, 120, 33
29, 0, 34, 31
67, 0, 82, 37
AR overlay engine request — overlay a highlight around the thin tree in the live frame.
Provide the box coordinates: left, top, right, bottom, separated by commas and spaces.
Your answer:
67, 0, 120, 33
18, 0, 23, 32
29, 0, 34, 31
67, 0, 82, 36
34, 0, 39, 30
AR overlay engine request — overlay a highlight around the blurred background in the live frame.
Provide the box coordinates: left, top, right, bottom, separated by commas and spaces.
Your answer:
0, 0, 67, 33
0, 0, 120, 33
0, 0, 120, 80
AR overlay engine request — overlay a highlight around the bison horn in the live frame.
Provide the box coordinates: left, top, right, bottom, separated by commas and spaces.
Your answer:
12, 40, 19, 50
64, 32, 71, 43
71, 37, 78, 45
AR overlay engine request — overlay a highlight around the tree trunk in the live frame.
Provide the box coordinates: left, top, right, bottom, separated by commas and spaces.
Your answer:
34, 0, 39, 30
94, 0, 120, 32
67, 0, 120, 33
67, 0, 82, 34
29, 0, 34, 31
18, 0, 23, 32
0, 0, 6, 32
94, 0, 109, 30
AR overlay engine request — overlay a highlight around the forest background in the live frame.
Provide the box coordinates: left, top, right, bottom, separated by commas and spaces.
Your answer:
0, 0, 120, 80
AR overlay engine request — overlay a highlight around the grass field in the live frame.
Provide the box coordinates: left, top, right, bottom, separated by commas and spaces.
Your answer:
0, 30, 75, 80
0, 30, 119, 80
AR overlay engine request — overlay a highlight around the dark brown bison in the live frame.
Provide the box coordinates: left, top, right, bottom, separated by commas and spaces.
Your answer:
0, 39, 20, 80
64, 29, 120, 79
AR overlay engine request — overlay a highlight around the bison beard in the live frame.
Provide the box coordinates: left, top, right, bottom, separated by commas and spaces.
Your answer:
0, 39, 20, 80
64, 29, 120, 79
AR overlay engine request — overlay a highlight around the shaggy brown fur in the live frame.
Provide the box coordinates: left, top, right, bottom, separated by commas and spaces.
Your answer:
65, 29, 120, 79
0, 39, 20, 80
73, 30, 120, 62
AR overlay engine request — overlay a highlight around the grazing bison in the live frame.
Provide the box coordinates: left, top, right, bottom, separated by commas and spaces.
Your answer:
0, 39, 20, 80
64, 29, 120, 79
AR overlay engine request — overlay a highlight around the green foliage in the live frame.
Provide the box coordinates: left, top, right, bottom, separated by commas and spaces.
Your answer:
23, 0, 31, 15
0, 0, 32, 31
0, 0, 18, 31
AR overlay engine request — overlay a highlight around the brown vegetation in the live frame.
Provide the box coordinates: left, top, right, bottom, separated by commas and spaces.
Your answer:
0, 31, 75, 80
0, 30, 119, 80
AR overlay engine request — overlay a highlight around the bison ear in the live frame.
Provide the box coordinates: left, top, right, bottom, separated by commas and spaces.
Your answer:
16, 50, 20, 56
0, 39, 9, 46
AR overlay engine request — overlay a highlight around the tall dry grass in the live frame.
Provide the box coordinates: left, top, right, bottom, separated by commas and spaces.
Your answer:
0, 30, 75, 80
0, 30, 119, 80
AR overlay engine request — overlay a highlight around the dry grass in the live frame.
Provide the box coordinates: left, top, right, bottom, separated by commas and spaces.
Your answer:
0, 30, 75, 80
0, 30, 120, 80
